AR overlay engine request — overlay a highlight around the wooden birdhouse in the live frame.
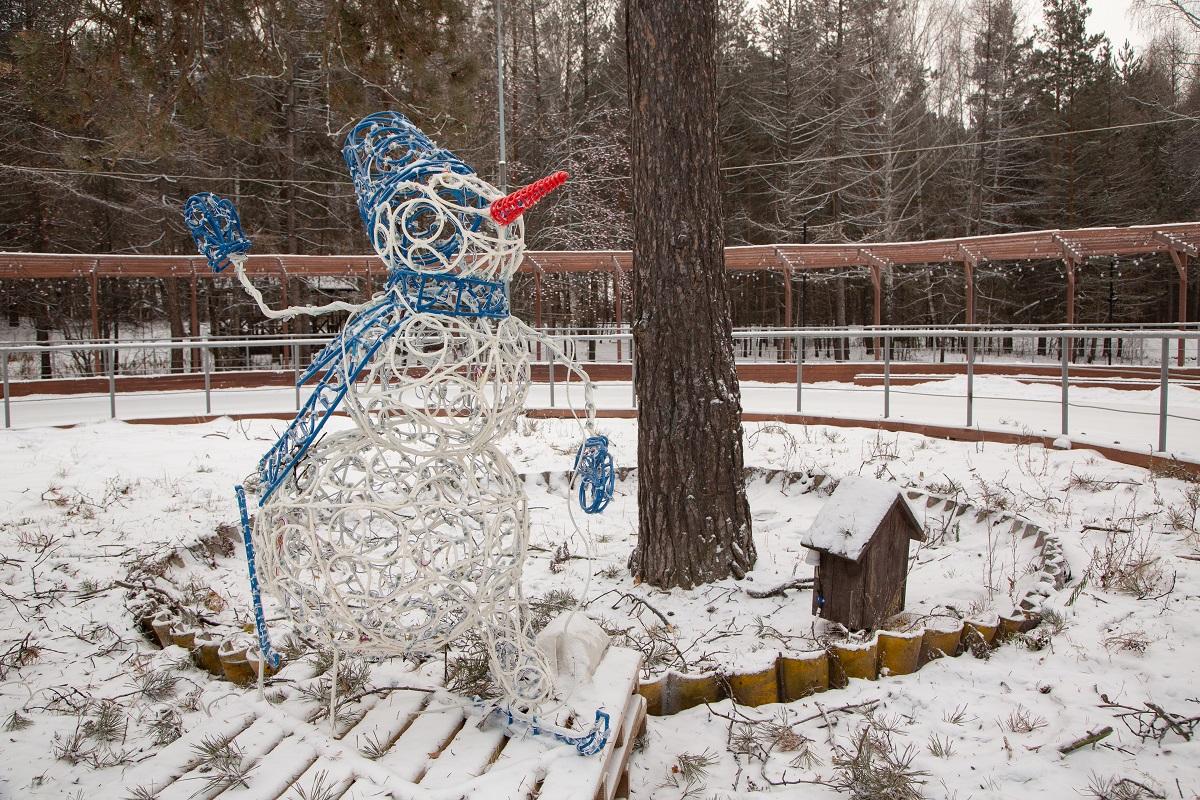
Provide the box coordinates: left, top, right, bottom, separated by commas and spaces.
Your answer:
801, 477, 926, 631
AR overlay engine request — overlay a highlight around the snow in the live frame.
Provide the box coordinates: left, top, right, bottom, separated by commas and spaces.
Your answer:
798, 475, 911, 561
1, 416, 1199, 798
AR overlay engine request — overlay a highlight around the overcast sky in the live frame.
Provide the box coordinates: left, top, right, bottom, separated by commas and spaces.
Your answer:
1027, 0, 1151, 50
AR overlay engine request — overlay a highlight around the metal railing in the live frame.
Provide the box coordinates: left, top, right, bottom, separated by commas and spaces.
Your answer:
2, 327, 1198, 454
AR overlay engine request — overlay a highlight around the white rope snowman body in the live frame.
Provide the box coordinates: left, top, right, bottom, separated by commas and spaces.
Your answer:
186, 113, 609, 712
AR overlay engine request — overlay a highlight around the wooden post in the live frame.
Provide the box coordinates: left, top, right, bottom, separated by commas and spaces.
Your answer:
1054, 234, 1084, 333
1064, 257, 1076, 327
611, 256, 624, 361
858, 249, 888, 359
1171, 249, 1189, 366
959, 246, 978, 326
90, 263, 101, 374
189, 271, 200, 372
870, 265, 882, 359
782, 267, 793, 361
278, 262, 289, 367
965, 262, 975, 325
534, 269, 543, 360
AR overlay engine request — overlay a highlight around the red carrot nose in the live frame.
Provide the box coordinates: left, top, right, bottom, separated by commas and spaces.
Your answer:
489, 170, 569, 226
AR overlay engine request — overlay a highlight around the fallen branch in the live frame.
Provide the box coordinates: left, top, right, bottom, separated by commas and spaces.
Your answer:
589, 589, 673, 629
1115, 778, 1165, 799
1099, 694, 1200, 742
1057, 726, 1113, 755
744, 578, 814, 599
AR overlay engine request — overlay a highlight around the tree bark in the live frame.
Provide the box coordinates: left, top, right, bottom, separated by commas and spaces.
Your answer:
626, 0, 755, 589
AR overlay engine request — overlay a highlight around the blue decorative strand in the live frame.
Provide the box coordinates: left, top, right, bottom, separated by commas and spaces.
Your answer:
257, 307, 408, 505
297, 294, 395, 386
342, 112, 487, 270
183, 192, 251, 273
258, 274, 509, 506
573, 435, 615, 514
386, 269, 509, 318
481, 703, 611, 756
235, 484, 281, 670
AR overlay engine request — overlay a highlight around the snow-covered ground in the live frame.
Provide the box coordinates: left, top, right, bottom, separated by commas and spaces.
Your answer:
1, 416, 1198, 798
6, 373, 1200, 460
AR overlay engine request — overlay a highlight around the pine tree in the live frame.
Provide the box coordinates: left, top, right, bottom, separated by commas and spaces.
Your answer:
627, 0, 755, 588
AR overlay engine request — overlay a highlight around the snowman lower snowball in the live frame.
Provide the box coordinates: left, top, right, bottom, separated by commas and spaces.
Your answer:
185, 111, 614, 750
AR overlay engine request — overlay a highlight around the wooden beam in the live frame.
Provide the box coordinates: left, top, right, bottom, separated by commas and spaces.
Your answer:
1052, 232, 1087, 264
1154, 230, 1199, 258
7, 222, 1200, 278
858, 248, 892, 271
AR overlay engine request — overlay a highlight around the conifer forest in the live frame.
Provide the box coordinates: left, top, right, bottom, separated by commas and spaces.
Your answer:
2, 0, 1199, 335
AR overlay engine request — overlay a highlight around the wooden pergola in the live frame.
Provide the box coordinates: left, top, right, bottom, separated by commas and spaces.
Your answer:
3, 221, 1197, 358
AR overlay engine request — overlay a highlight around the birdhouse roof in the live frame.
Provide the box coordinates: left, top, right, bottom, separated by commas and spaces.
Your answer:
800, 476, 924, 562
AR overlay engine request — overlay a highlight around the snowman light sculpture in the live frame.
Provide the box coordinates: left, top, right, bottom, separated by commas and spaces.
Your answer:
184, 112, 615, 754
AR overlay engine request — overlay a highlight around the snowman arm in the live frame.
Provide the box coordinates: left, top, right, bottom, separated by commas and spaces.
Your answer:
228, 254, 370, 321
511, 318, 598, 435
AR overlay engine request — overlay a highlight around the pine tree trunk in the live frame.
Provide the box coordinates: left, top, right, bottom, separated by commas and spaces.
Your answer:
626, 0, 755, 589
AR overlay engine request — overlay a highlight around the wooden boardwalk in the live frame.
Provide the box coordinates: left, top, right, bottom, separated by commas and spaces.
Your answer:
122, 646, 645, 800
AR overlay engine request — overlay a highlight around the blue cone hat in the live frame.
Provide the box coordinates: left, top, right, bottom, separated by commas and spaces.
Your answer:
343, 112, 486, 268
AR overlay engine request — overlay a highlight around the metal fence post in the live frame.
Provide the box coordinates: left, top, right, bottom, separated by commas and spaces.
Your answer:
548, 350, 556, 408
966, 333, 975, 427
203, 340, 212, 415
292, 342, 301, 411
107, 342, 116, 419
883, 333, 891, 419
1159, 336, 1170, 453
2, 350, 10, 428
795, 334, 803, 413
1061, 333, 1070, 437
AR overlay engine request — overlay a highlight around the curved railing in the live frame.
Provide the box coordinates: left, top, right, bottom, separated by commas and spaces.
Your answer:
2, 326, 1198, 462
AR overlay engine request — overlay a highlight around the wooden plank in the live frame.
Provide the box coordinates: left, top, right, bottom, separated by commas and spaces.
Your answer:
600, 694, 647, 800
121, 712, 256, 795
284, 761, 357, 800
336, 779, 395, 799
373, 705, 466, 782
335, 689, 444, 799
153, 718, 286, 800
217, 735, 320, 800
535, 647, 643, 800
462, 725, 548, 800
457, 651, 653, 800
341, 688, 431, 757
419, 717, 509, 788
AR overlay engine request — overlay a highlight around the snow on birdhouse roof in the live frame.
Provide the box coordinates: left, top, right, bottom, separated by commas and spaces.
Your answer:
800, 476, 922, 562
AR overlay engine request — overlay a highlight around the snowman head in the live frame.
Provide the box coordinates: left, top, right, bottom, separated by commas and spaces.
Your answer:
344, 112, 566, 287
